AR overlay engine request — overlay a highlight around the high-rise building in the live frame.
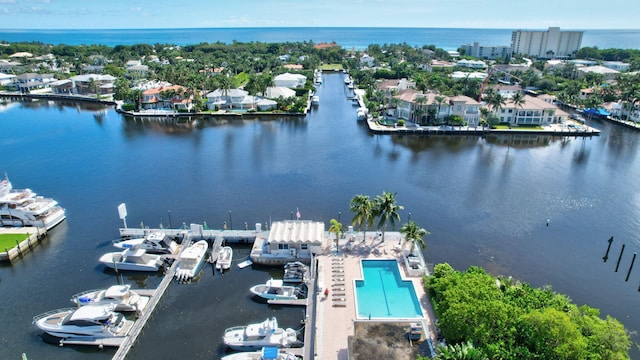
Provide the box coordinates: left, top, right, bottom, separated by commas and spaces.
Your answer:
511, 27, 583, 59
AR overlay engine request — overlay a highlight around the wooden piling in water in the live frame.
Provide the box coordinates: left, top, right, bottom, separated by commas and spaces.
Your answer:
615, 244, 626, 272
626, 253, 636, 282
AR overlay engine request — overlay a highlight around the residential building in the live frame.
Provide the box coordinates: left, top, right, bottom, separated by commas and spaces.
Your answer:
265, 86, 296, 99
70, 74, 116, 96
460, 42, 511, 60
495, 94, 567, 125
206, 88, 250, 110
394, 89, 480, 126
273, 72, 306, 88
50, 79, 73, 94
488, 84, 522, 99
0, 73, 16, 86
602, 61, 630, 72
511, 27, 583, 59
360, 54, 375, 67
250, 220, 324, 265
0, 60, 22, 73
456, 59, 487, 69
142, 84, 192, 110
575, 65, 619, 81
14, 73, 55, 93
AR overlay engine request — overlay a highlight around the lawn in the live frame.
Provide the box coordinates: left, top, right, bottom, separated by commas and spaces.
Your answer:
319, 64, 344, 71
0, 233, 30, 250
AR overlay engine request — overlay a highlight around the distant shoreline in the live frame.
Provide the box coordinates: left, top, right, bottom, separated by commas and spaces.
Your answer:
1, 27, 637, 50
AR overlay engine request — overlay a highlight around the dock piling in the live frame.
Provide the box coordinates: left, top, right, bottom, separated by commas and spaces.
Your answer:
626, 253, 636, 282
615, 244, 626, 272
603, 236, 614, 262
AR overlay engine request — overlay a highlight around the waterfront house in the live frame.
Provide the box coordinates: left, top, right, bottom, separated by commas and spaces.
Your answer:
0, 60, 22, 73
14, 73, 56, 93
0, 73, 16, 86
70, 74, 116, 97
50, 79, 73, 94
495, 94, 567, 125
205, 88, 250, 110
273, 73, 306, 88
250, 220, 326, 265
142, 84, 192, 111
395, 90, 479, 126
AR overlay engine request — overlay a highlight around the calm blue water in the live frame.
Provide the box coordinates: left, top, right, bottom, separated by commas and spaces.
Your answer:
3, 73, 640, 358
355, 260, 423, 319
0, 27, 638, 50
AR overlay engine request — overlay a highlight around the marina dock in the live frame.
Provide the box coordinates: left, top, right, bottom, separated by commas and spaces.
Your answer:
111, 233, 194, 360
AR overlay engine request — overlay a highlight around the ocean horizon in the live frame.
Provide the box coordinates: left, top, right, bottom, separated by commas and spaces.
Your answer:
1, 27, 638, 50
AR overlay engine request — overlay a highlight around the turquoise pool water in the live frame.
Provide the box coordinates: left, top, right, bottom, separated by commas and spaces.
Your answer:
355, 259, 424, 319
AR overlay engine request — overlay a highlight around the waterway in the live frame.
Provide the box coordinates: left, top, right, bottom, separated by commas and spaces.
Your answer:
1, 72, 640, 359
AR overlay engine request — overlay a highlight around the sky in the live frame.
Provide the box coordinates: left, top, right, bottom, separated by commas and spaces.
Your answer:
0, 0, 638, 30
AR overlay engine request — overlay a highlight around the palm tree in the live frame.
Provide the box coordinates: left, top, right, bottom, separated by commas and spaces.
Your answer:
329, 218, 343, 252
350, 194, 375, 243
434, 95, 447, 124
374, 191, 403, 242
399, 221, 429, 252
488, 93, 506, 118
510, 92, 525, 125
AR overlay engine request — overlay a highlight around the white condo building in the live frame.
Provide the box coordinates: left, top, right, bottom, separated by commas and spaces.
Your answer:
511, 27, 583, 59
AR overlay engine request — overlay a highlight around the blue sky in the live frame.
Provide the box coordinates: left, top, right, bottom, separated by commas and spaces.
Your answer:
0, 0, 637, 29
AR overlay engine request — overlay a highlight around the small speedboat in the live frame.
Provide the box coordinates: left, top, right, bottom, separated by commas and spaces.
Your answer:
99, 248, 165, 272
221, 346, 300, 360
283, 261, 309, 283
112, 231, 178, 254
216, 246, 233, 270
311, 96, 319, 106
223, 317, 301, 351
249, 279, 302, 301
175, 240, 208, 281
33, 304, 133, 339
70, 284, 150, 312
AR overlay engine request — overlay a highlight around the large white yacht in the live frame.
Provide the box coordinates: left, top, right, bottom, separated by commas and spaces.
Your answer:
33, 304, 133, 339
0, 175, 66, 230
99, 248, 165, 272
70, 284, 151, 312
223, 317, 301, 351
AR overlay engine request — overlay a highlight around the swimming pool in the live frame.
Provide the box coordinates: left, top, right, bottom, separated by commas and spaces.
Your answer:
354, 259, 424, 319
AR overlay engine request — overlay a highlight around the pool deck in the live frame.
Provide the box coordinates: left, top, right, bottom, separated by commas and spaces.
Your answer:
314, 232, 437, 359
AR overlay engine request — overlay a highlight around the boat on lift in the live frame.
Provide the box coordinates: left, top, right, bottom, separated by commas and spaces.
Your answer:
112, 231, 178, 254
216, 246, 233, 270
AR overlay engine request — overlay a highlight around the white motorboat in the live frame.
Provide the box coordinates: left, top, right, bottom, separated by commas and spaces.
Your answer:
311, 96, 319, 106
112, 231, 178, 254
249, 279, 302, 301
175, 240, 208, 281
70, 284, 150, 312
283, 261, 309, 283
221, 346, 300, 360
33, 304, 133, 339
99, 248, 165, 272
216, 245, 233, 270
223, 317, 301, 351
0, 175, 66, 230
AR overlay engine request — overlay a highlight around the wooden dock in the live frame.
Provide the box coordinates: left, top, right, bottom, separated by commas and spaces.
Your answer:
111, 233, 192, 360
267, 298, 308, 306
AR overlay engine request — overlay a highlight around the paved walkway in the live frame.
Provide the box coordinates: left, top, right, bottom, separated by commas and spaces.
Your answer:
314, 232, 437, 359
